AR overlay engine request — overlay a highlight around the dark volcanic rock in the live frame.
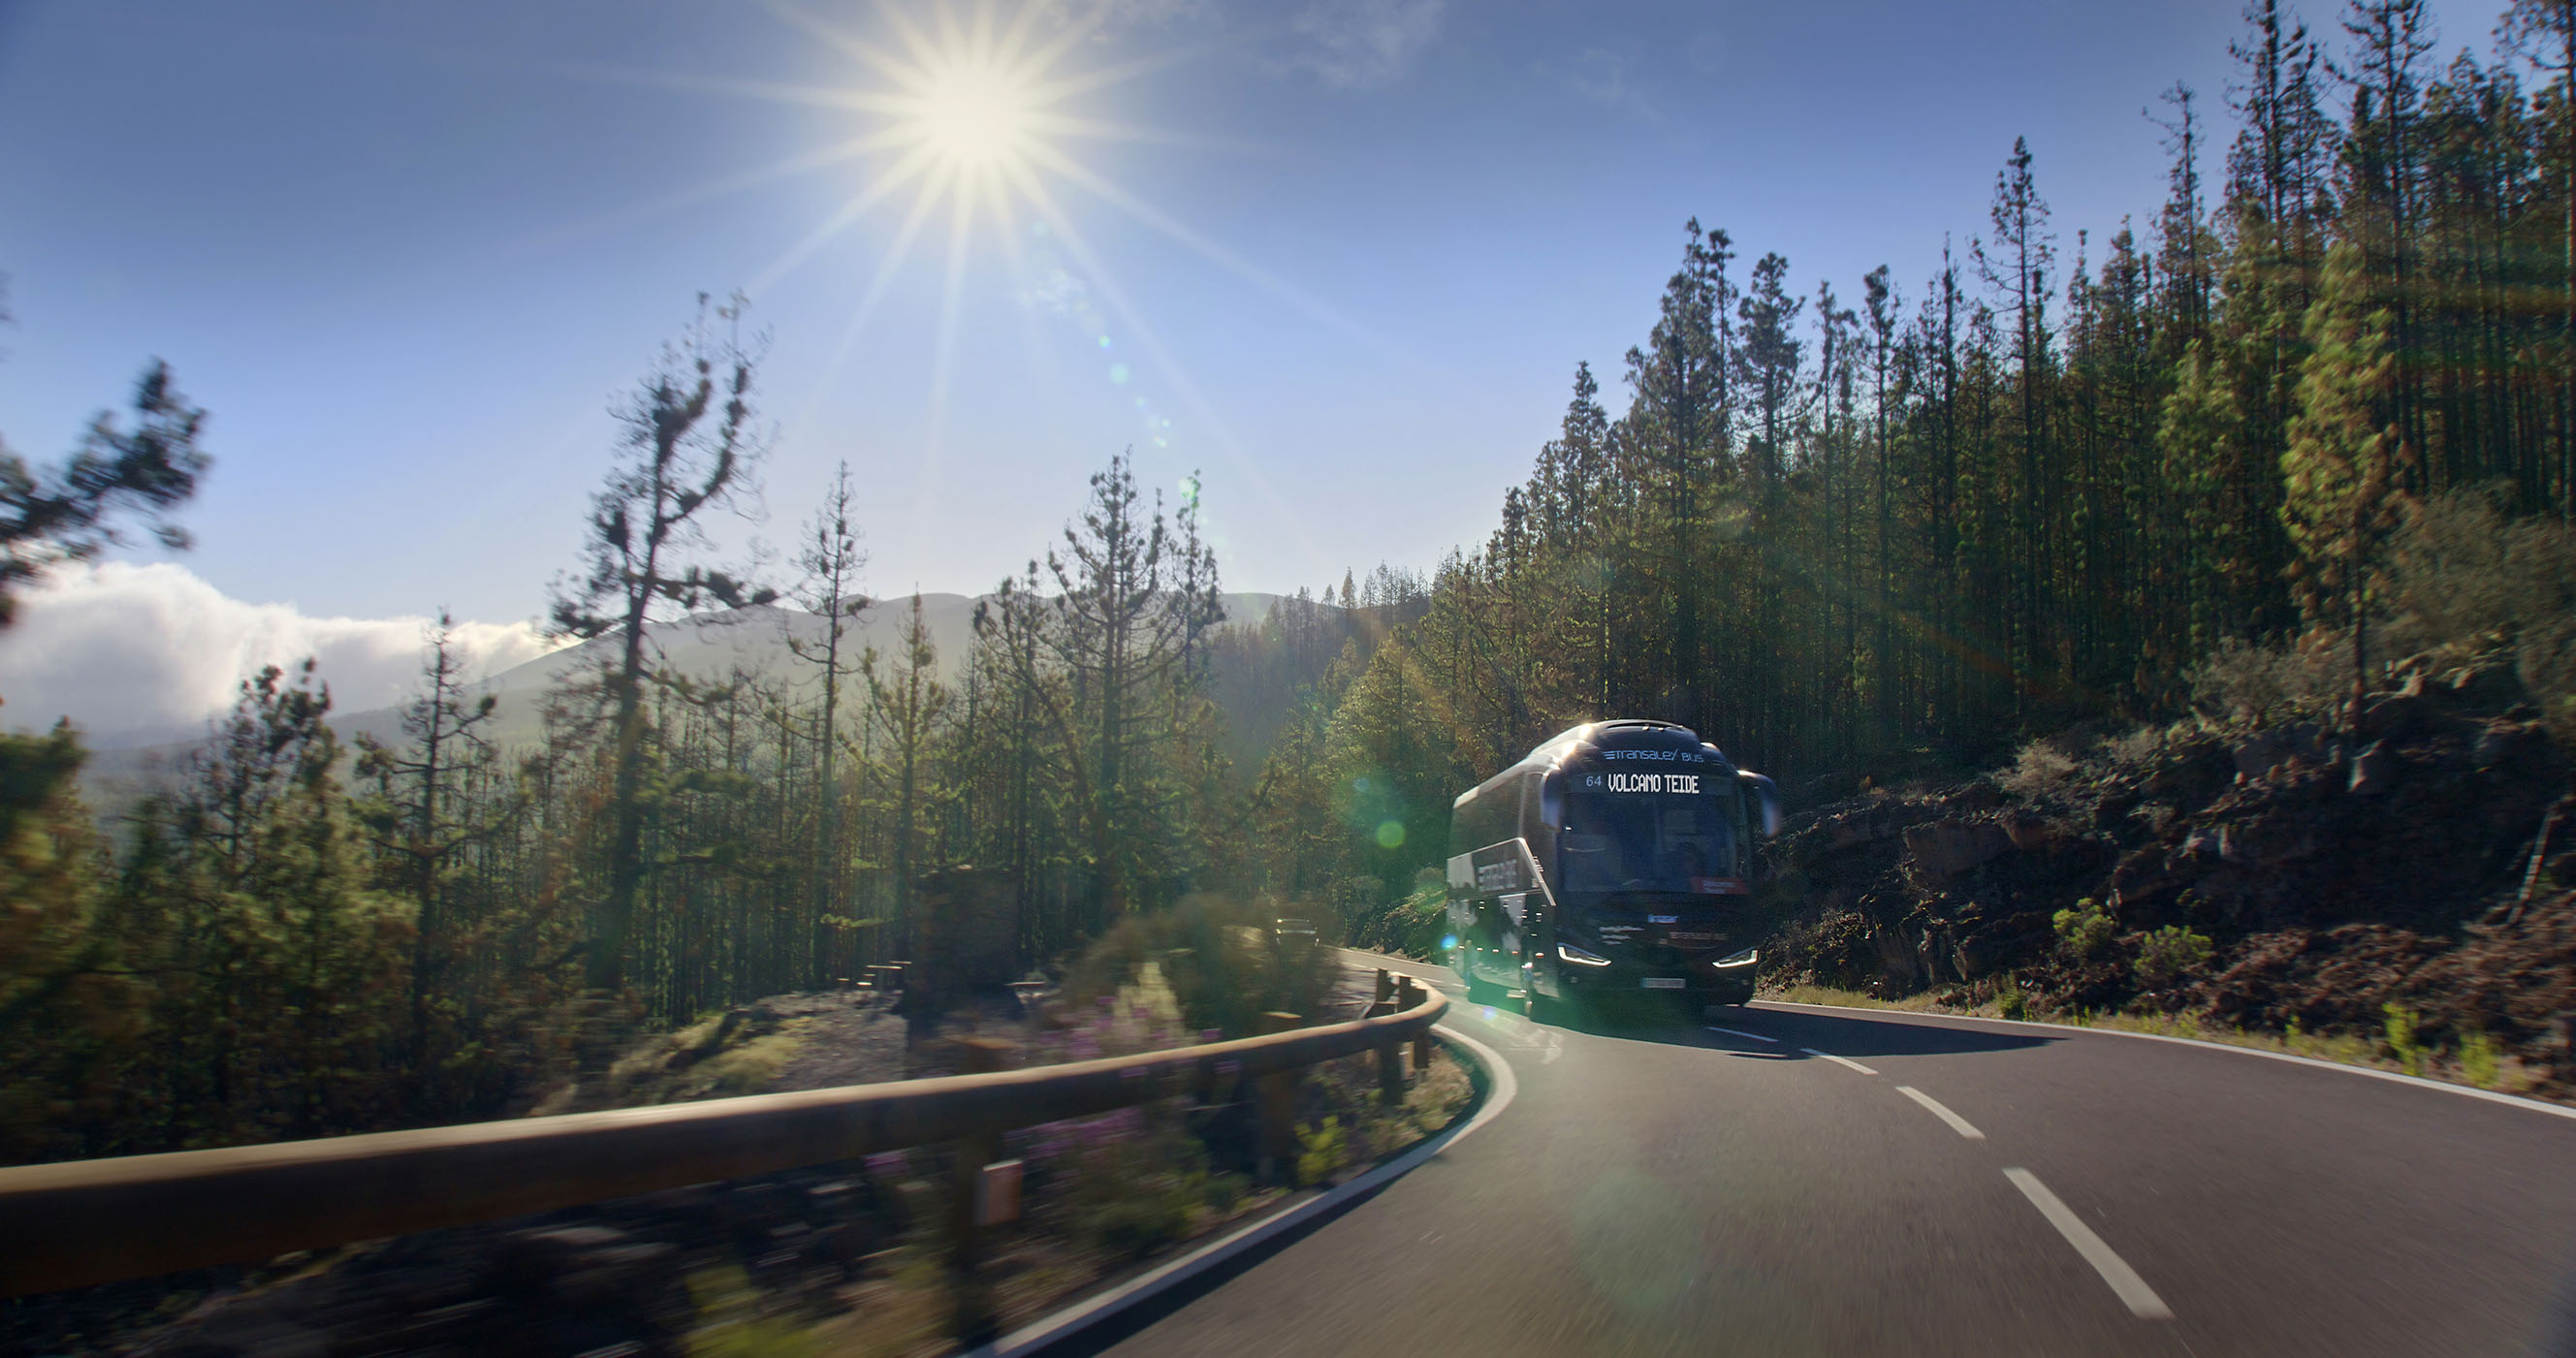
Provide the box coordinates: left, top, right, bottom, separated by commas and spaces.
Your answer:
1765, 651, 2572, 1090
1903, 818, 2014, 878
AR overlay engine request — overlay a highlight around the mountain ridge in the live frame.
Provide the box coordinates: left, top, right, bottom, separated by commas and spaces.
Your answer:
76, 590, 1290, 812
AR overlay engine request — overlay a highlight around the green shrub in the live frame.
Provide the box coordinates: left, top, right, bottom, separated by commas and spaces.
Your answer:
2052, 899, 2115, 960
1058, 893, 1340, 1038
1350, 881, 1448, 961
1295, 1116, 1347, 1188
2458, 1029, 2501, 1089
2382, 1002, 2424, 1076
1061, 1132, 1204, 1263
2132, 926, 2212, 989
1201, 1171, 1249, 1216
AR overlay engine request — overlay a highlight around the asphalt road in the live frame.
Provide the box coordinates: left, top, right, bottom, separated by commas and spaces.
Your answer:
1079, 953, 2576, 1358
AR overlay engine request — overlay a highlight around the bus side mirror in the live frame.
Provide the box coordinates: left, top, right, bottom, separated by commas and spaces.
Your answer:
1739, 772, 1782, 838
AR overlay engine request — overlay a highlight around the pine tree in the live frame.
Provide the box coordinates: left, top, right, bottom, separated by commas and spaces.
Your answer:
0, 359, 207, 630
352, 613, 508, 1084
2283, 241, 2418, 720
783, 461, 869, 984
2503, 0, 2576, 519
0, 725, 129, 1162
1976, 138, 2059, 705
864, 593, 950, 959
548, 295, 775, 992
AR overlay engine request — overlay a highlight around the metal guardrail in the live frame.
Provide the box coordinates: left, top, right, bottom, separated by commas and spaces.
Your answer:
0, 977, 1447, 1298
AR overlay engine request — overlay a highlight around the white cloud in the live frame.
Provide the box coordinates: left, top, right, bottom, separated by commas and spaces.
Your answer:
0, 562, 560, 748
1537, 48, 1657, 120
1288, 0, 1444, 88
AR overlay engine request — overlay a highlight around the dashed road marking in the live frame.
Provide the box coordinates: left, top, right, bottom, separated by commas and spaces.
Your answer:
1895, 1085, 1986, 1140
1705, 1025, 1777, 1043
1802, 1047, 1878, 1075
2003, 1168, 2174, 1320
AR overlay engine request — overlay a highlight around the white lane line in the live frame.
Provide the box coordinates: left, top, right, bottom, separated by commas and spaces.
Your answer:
1705, 1025, 1778, 1043
1895, 1085, 1986, 1140
1802, 1047, 1878, 1075
2003, 1168, 2174, 1320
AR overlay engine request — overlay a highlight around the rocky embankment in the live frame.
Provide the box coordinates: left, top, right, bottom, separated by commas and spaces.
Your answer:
1765, 652, 2575, 1092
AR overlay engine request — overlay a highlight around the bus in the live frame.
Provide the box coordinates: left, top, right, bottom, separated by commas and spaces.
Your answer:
1446, 720, 1781, 1018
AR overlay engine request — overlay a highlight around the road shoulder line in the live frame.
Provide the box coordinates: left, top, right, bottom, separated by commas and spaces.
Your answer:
2003, 1167, 2173, 1320
970, 1023, 1516, 1357
1759, 999, 2576, 1123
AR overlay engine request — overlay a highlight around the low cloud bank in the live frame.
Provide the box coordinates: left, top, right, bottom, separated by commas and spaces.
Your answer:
0, 562, 560, 748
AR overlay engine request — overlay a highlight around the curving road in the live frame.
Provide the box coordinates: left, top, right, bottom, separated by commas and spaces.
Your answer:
1068, 952, 2576, 1358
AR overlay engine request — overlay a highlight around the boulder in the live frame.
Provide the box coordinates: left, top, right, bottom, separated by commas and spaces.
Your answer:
1874, 923, 1921, 983
2359, 689, 2429, 741
1824, 805, 1907, 851
2347, 741, 2399, 797
2231, 734, 2290, 780
2471, 720, 2551, 773
1946, 782, 2006, 814
1902, 818, 2013, 878
2439, 663, 2528, 711
2218, 819, 2317, 869
2001, 809, 2061, 853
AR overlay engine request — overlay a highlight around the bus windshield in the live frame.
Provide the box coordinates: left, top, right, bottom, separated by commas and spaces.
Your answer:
1559, 787, 1744, 896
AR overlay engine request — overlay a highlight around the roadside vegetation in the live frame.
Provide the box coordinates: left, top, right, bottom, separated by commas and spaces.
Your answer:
3, 897, 1474, 1354
1758, 490, 2574, 1101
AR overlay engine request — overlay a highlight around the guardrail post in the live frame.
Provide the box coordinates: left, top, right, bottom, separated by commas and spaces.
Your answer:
1256, 1011, 1300, 1184
1370, 970, 1402, 1105
1193, 1027, 1224, 1105
1402, 976, 1432, 1076
948, 1036, 1017, 1344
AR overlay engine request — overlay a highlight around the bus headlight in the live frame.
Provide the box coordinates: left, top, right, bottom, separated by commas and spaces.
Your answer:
1557, 942, 1612, 967
1713, 946, 1759, 969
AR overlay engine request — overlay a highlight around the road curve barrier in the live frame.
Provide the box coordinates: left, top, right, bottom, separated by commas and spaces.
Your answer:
0, 977, 1447, 1298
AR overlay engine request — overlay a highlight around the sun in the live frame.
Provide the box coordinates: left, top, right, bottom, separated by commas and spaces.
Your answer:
908, 59, 1034, 168
655, 0, 1388, 496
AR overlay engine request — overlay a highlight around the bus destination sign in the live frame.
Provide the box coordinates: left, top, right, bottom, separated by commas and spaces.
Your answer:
1600, 772, 1702, 794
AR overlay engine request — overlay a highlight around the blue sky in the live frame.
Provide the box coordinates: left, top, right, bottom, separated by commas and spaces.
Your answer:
0, 0, 2520, 643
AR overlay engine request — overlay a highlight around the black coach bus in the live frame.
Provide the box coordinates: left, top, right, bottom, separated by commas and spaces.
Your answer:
1447, 720, 1781, 1016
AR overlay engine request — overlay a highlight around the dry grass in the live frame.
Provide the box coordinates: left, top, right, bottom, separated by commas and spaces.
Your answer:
1995, 738, 2083, 805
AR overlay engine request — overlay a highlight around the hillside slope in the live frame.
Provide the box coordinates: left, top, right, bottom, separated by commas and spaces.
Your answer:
1763, 647, 2574, 1093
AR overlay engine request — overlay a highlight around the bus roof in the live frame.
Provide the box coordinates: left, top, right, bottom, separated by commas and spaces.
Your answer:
1452, 720, 1739, 807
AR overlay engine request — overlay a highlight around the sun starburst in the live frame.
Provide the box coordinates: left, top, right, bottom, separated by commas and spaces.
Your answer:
543, 0, 1402, 552
908, 57, 1035, 167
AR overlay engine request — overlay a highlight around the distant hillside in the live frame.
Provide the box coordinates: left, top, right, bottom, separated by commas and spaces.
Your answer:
80, 590, 1289, 812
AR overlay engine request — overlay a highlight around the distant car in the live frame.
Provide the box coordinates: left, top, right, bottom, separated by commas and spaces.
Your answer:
1272, 917, 1318, 944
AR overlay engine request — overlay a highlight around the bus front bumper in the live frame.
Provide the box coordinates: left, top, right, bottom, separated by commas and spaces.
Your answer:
1542, 947, 1757, 1001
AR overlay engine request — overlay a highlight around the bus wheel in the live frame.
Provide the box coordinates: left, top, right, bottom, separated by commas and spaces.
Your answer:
1528, 990, 1564, 1026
